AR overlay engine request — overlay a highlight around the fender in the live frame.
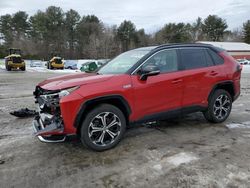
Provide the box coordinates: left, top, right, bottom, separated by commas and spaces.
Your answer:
74, 94, 132, 129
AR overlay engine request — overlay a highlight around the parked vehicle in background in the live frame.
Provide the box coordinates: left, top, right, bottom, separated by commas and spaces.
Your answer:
30, 61, 43, 67
64, 60, 78, 70
80, 61, 98, 72
5, 48, 25, 71
237, 59, 250, 65
33, 43, 241, 151
47, 56, 64, 69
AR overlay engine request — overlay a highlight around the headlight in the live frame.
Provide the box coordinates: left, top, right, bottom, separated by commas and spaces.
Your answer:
59, 86, 79, 98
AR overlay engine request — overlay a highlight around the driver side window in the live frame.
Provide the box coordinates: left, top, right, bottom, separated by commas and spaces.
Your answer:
142, 49, 178, 73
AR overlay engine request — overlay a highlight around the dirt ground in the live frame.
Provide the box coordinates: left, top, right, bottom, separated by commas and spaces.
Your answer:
0, 70, 250, 188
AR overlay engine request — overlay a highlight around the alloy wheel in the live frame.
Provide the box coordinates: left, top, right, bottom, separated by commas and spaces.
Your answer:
213, 94, 231, 120
88, 112, 121, 146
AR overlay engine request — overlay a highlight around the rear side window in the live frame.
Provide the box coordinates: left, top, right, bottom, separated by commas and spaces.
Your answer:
204, 50, 215, 66
207, 49, 224, 65
180, 48, 207, 70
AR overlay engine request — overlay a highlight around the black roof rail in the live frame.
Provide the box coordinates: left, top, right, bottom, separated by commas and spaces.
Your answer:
156, 43, 213, 48
153, 43, 224, 52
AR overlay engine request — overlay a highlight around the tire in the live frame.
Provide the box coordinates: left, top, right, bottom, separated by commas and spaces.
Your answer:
20, 66, 26, 71
48, 63, 51, 69
203, 89, 232, 123
6, 66, 11, 71
80, 104, 126, 151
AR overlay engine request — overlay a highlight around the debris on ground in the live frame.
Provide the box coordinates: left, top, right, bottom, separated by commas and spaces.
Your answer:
10, 108, 38, 118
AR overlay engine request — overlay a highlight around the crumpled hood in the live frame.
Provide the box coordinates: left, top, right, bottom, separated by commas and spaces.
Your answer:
38, 73, 114, 90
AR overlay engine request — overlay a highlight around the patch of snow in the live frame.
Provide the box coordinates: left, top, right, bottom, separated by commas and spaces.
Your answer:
226, 121, 250, 129
233, 103, 244, 107
118, 151, 199, 184
152, 164, 162, 171
164, 152, 198, 166
228, 172, 249, 181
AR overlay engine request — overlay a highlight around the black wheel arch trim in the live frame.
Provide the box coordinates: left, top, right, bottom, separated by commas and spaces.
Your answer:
208, 80, 235, 101
74, 94, 132, 129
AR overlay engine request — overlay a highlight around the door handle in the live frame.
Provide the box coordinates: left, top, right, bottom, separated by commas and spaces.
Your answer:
171, 79, 183, 84
210, 71, 218, 76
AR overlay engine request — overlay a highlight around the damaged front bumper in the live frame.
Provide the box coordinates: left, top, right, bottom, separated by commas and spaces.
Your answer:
33, 114, 64, 136
33, 86, 66, 142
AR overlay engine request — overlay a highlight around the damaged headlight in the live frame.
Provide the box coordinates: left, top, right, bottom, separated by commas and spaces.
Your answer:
59, 86, 80, 98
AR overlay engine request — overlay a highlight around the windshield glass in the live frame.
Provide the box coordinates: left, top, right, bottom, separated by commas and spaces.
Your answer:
98, 49, 151, 74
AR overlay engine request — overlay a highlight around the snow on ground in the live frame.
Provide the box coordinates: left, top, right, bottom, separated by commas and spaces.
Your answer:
226, 121, 250, 129
1, 59, 250, 73
242, 65, 250, 73
164, 152, 198, 166
27, 66, 80, 73
0, 63, 81, 73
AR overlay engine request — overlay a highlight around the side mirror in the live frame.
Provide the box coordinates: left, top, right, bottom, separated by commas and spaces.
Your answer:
139, 65, 160, 81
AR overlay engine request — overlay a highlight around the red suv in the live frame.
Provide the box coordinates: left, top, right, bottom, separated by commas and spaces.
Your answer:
33, 44, 241, 151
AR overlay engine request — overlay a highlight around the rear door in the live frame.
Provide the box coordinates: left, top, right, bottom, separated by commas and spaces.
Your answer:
179, 47, 225, 108
131, 49, 183, 120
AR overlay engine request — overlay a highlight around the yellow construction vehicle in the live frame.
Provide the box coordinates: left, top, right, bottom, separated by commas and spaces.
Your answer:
5, 48, 26, 71
47, 54, 64, 69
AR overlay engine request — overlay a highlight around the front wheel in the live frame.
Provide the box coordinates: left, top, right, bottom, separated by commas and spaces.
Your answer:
80, 104, 126, 151
203, 89, 232, 123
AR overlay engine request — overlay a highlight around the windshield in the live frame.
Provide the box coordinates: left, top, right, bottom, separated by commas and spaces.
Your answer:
98, 49, 151, 74
55, 58, 62, 64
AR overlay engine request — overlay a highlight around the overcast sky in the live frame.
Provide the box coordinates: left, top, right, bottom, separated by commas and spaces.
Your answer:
0, 0, 249, 33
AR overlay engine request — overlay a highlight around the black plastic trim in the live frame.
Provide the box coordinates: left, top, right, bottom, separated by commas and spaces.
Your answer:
74, 95, 132, 128
131, 105, 206, 125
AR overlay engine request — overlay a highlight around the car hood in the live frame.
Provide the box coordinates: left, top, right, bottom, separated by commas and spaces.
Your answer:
38, 73, 114, 90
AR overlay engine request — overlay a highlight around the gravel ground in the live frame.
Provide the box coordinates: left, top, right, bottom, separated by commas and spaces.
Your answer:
0, 69, 250, 188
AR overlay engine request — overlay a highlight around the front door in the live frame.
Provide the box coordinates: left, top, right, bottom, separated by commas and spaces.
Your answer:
131, 49, 183, 120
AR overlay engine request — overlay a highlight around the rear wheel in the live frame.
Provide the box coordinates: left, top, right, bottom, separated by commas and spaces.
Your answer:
203, 89, 232, 123
80, 104, 126, 151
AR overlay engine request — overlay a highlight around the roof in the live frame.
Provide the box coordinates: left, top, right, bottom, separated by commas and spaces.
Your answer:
5, 54, 21, 58
197, 41, 250, 51
132, 46, 157, 51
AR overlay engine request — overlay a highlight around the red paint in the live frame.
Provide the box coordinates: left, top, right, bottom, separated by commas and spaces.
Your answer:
36, 50, 241, 136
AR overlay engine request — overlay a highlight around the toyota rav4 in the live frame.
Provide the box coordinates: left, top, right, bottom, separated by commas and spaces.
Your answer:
33, 43, 241, 151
